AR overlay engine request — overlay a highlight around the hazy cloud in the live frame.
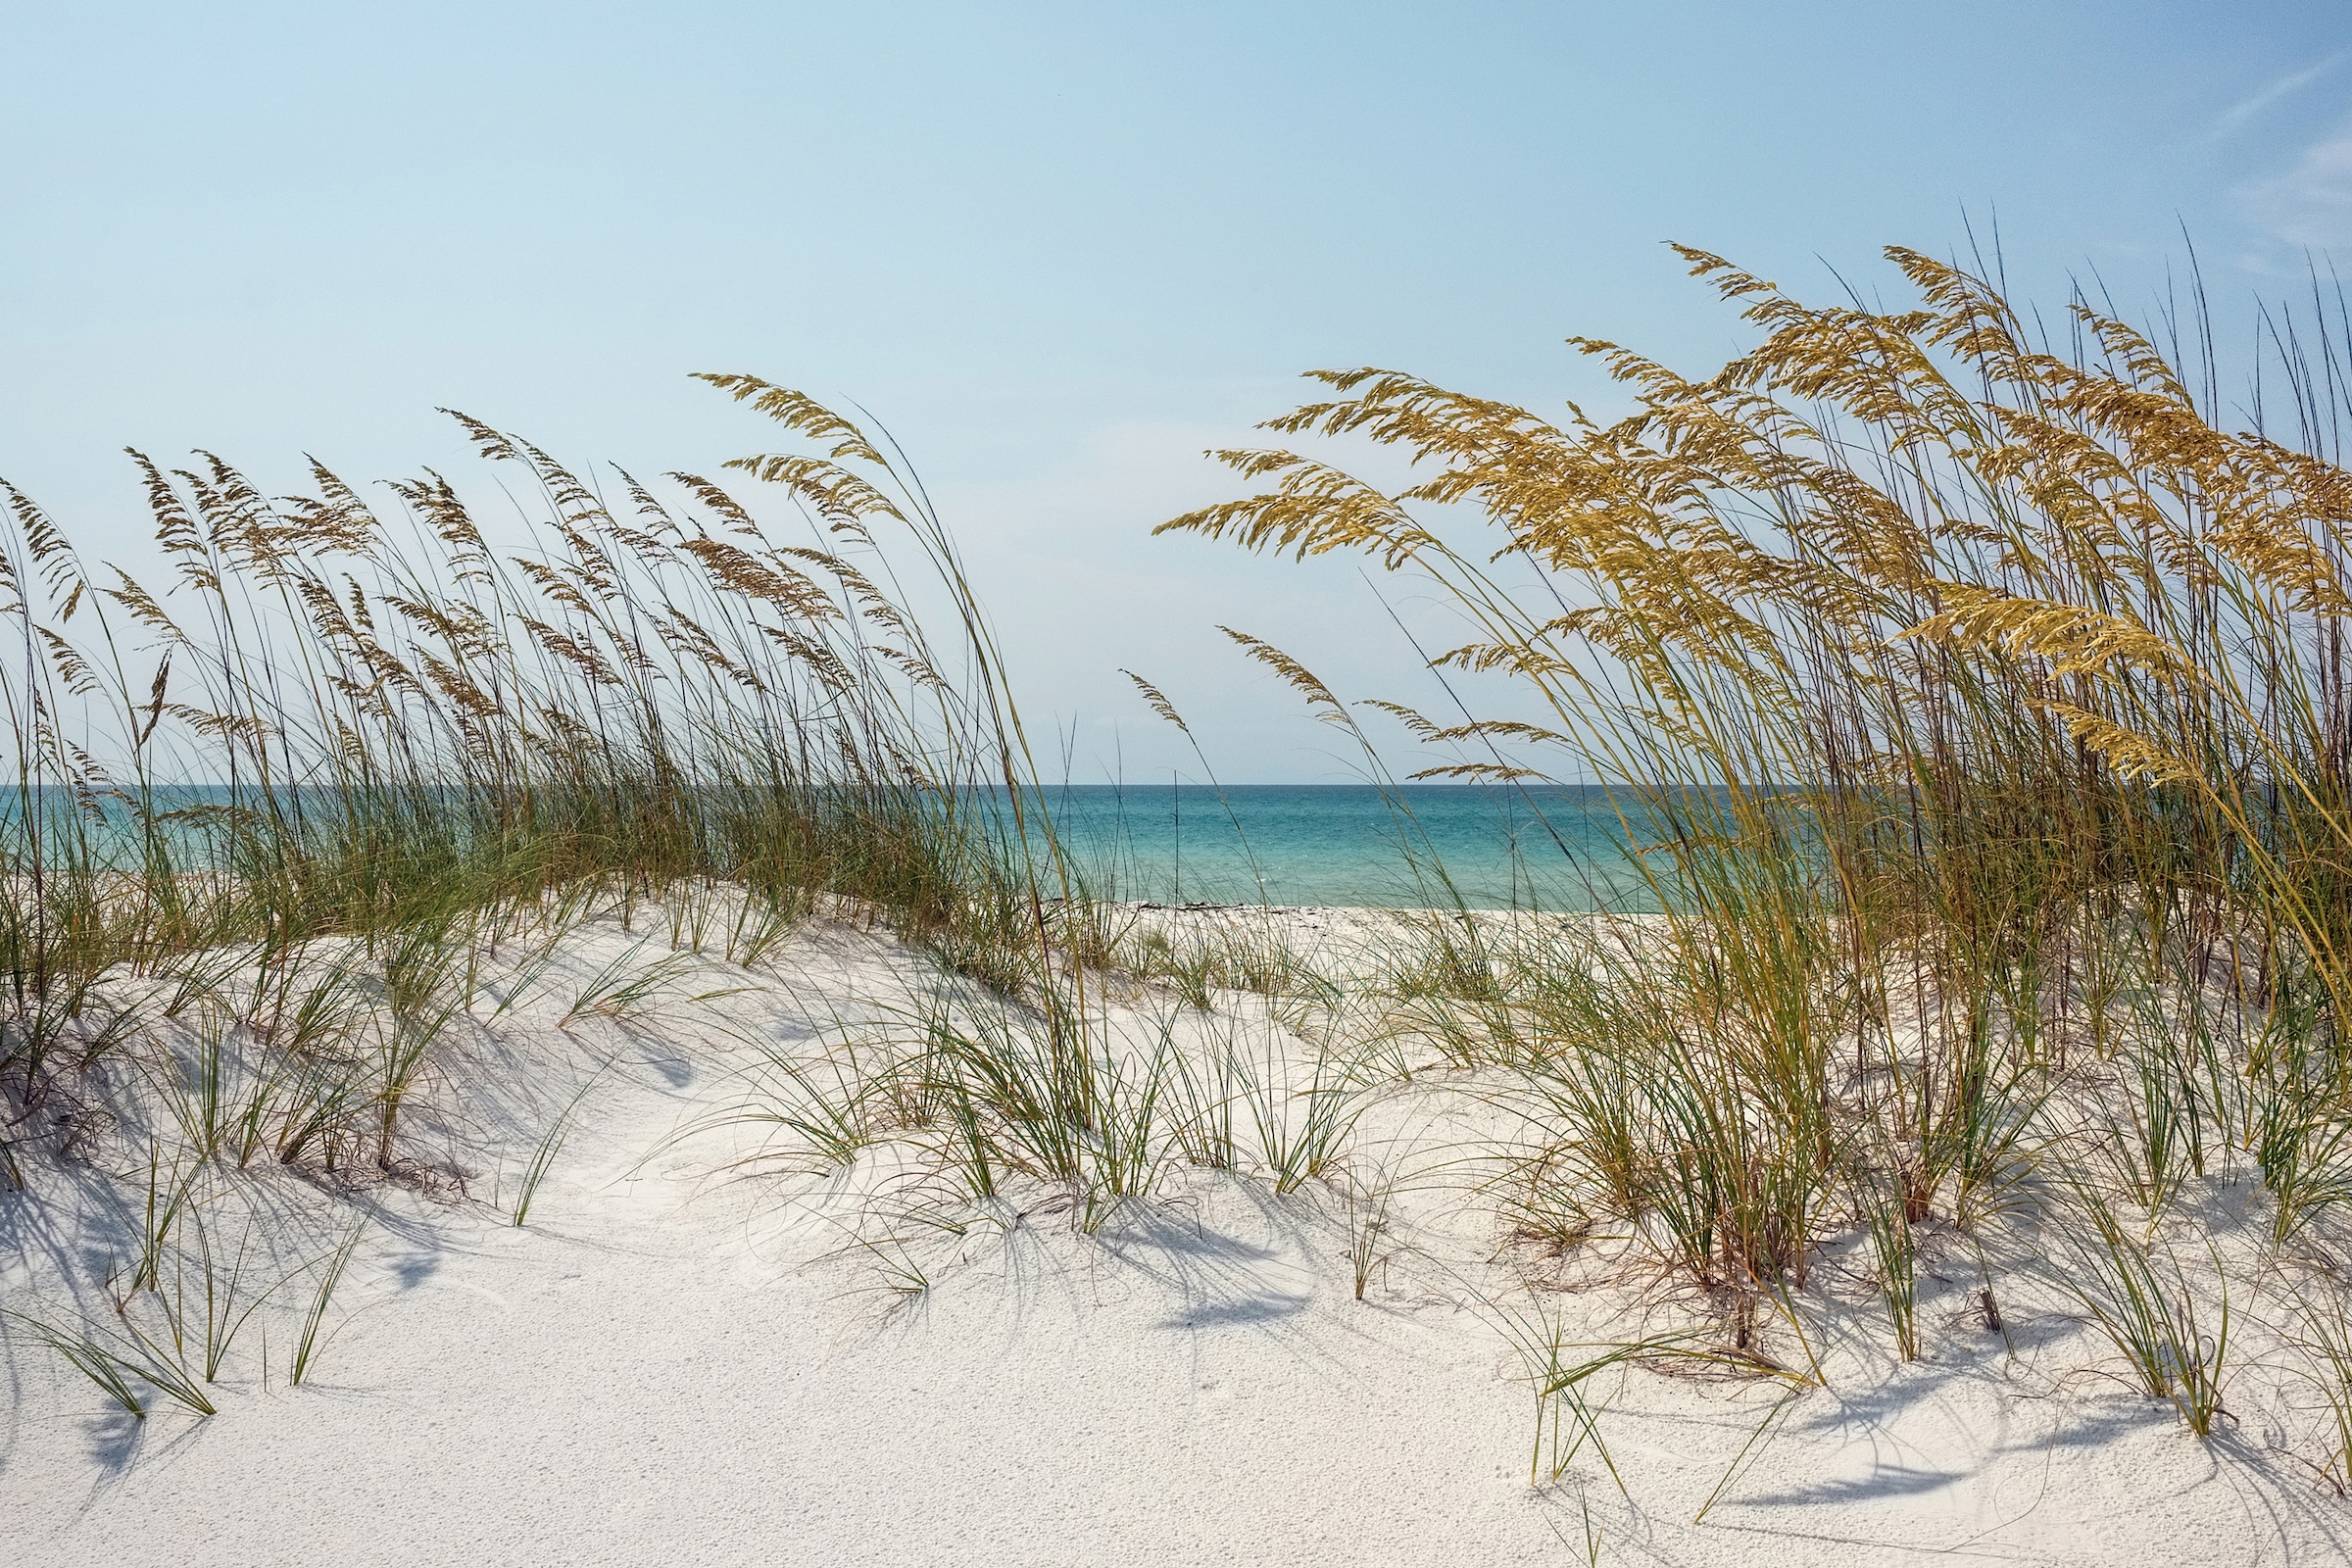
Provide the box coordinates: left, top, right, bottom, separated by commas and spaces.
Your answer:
2243, 122, 2352, 248
2219, 55, 2342, 133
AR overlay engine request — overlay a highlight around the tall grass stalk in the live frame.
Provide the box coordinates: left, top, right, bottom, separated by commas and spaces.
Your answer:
513, 1061, 611, 1227
1164, 242, 2352, 1433
0, 377, 1088, 1200
290, 1217, 368, 1387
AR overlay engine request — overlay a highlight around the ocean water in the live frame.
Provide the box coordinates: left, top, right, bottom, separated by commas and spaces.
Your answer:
1034, 784, 1658, 911
7, 781, 1666, 913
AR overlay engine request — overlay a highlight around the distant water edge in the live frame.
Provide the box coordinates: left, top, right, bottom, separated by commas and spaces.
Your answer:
1032, 784, 1658, 912
0, 781, 1669, 914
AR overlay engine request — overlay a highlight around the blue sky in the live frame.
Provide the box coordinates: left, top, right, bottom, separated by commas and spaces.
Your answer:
5, 2, 2350, 780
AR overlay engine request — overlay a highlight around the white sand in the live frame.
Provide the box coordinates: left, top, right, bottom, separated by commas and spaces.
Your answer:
4, 909, 2348, 1565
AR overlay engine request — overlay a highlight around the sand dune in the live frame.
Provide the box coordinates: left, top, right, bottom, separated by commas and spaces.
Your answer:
4, 910, 2345, 1566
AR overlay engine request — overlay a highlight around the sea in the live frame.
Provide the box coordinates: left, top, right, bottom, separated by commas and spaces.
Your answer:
1032, 784, 1659, 911
9, 781, 1674, 914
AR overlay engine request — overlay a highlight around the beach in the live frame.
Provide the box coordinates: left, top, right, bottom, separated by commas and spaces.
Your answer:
6, 10, 2343, 1563
5, 904, 2344, 1566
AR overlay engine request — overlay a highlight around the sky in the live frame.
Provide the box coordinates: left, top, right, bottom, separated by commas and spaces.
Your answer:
5, 1, 2352, 782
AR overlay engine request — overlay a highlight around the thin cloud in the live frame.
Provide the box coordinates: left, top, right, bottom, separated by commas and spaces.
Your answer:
2218, 54, 2343, 134
2242, 122, 2352, 249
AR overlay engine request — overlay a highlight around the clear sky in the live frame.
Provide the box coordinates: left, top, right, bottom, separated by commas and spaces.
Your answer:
5, 2, 2349, 781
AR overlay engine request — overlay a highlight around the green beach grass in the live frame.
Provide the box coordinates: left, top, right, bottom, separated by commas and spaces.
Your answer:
13, 245, 2352, 1549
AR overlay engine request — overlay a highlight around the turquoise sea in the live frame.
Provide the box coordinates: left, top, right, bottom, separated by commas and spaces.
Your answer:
7, 781, 1668, 913
1036, 785, 1658, 911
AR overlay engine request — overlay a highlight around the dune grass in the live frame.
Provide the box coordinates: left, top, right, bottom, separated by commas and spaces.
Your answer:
1153, 242, 2352, 1469
0, 376, 1077, 1172
24, 237, 2352, 1518
0, 377, 1102, 1409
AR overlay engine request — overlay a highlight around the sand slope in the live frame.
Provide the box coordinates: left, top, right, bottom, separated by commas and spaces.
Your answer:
4, 913, 2348, 1566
